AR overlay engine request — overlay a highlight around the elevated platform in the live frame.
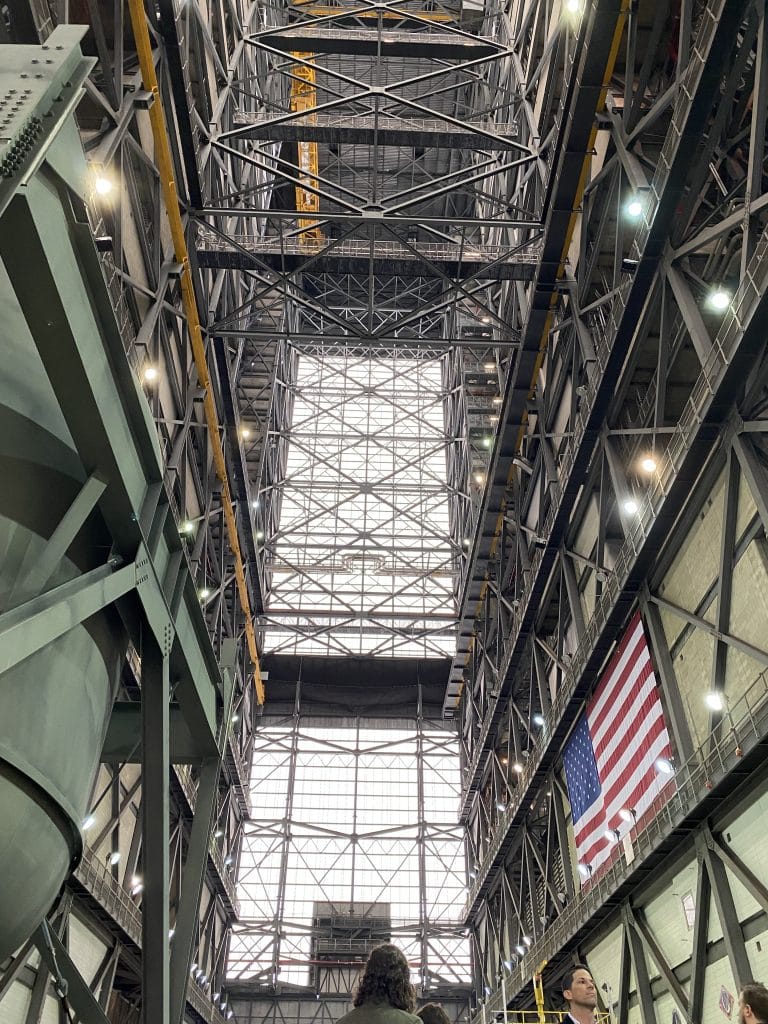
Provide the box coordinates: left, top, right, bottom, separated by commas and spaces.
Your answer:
251, 26, 499, 58
197, 235, 540, 281
232, 111, 520, 149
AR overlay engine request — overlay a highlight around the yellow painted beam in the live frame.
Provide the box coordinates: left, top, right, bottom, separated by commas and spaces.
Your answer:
127, 0, 265, 703
290, 52, 323, 244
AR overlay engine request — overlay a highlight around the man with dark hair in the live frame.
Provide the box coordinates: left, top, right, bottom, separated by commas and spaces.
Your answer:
561, 964, 598, 1024
740, 983, 768, 1024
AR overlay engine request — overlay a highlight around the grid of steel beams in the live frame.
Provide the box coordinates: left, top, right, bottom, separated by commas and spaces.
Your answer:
2, 0, 768, 1020
451, 0, 768, 1017
228, 691, 469, 998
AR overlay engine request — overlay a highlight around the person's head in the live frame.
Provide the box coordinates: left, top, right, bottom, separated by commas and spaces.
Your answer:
739, 984, 768, 1024
562, 965, 597, 1014
417, 1003, 451, 1024
353, 944, 416, 1012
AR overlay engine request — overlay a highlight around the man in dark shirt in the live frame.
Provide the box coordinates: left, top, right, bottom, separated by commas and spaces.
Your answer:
561, 965, 598, 1024
739, 983, 768, 1024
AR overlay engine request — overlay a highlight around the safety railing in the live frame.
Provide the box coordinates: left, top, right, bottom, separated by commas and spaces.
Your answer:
463, 210, 768, 908
459, 0, 756, 805
197, 228, 543, 264
74, 846, 142, 945
473, 665, 768, 1022
233, 110, 519, 137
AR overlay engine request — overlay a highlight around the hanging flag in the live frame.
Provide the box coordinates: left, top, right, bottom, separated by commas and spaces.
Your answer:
563, 610, 675, 880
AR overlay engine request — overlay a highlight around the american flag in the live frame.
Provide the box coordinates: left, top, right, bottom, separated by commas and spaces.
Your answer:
563, 611, 675, 879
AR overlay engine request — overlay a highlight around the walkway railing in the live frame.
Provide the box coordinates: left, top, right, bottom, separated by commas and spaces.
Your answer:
471, 665, 768, 1022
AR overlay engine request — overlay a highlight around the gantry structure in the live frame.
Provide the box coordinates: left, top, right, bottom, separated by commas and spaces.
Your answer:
1, 0, 768, 1021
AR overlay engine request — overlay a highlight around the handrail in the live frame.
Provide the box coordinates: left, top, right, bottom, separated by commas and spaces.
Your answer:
126, 0, 264, 702
471, 663, 768, 1022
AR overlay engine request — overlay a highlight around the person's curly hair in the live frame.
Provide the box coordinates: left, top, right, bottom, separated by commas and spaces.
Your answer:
417, 1003, 451, 1024
353, 944, 416, 1011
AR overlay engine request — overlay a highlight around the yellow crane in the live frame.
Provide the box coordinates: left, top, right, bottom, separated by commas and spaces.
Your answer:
290, 52, 323, 246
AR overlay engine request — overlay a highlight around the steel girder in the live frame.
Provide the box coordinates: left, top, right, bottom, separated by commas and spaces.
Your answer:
195, 0, 549, 662
459, 0, 768, 1015
0, 3, 269, 1021
228, 683, 472, 1014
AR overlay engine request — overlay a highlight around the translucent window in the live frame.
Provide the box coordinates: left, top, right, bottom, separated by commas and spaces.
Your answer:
263, 351, 457, 657
230, 723, 470, 988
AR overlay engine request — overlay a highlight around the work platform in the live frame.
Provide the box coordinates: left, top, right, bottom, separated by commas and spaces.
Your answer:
249, 26, 500, 58
197, 233, 541, 280
232, 110, 520, 149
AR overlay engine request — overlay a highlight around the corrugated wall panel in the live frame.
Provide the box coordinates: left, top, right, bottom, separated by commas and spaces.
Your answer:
642, 857, 698, 970
0, 980, 31, 1023
69, 914, 108, 986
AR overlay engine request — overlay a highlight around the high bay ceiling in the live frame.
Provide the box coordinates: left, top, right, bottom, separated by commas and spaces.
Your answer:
197, 0, 545, 686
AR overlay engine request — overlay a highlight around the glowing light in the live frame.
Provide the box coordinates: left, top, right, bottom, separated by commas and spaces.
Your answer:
94, 175, 113, 195
512, 762, 524, 774
109, 852, 120, 866
256, 530, 265, 540
515, 944, 526, 956
496, 801, 507, 812
619, 808, 636, 823
180, 520, 194, 535
626, 198, 643, 218
709, 288, 731, 311
482, 436, 492, 448
656, 757, 674, 775
142, 366, 158, 383
577, 862, 591, 877
82, 815, 96, 831
240, 427, 251, 440
640, 456, 657, 473
474, 473, 485, 485
484, 361, 496, 371
604, 829, 618, 844
199, 587, 211, 600
623, 498, 639, 515
523, 936, 532, 946
565, 0, 580, 10
705, 692, 724, 711
532, 713, 545, 727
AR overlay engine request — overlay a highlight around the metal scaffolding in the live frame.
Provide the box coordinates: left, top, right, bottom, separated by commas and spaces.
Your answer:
2, 0, 768, 1020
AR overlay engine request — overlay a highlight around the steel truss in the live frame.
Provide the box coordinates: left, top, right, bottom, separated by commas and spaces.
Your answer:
226, 684, 471, 1023
0, 0, 269, 1018
196, 0, 551, 662
452, 0, 768, 1017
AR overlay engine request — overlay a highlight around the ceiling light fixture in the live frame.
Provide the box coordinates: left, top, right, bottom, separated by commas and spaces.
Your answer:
705, 691, 724, 711
708, 288, 731, 311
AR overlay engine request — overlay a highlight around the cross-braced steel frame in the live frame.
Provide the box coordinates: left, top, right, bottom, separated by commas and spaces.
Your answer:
195, 0, 549, 664
0, 0, 269, 1019
450, 0, 768, 1018
226, 684, 471, 1023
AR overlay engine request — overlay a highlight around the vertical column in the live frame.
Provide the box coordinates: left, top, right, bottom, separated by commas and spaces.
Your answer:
142, 637, 170, 1024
